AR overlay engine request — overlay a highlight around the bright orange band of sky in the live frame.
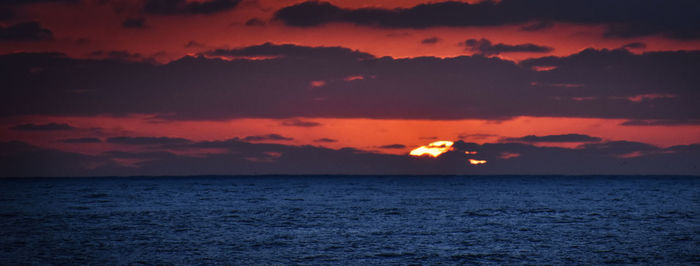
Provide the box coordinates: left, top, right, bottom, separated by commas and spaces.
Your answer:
2, 115, 699, 156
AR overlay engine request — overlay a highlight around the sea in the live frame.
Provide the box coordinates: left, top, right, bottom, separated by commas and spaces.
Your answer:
0, 175, 698, 265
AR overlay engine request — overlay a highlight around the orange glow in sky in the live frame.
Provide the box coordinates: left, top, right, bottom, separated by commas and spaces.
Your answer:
2, 115, 700, 157
409, 140, 454, 157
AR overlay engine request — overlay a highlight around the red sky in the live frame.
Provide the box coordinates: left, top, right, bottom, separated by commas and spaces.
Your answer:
1, 0, 699, 175
3, 0, 700, 62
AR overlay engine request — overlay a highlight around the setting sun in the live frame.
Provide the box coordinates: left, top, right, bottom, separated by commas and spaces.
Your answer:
409, 141, 455, 157
468, 159, 487, 165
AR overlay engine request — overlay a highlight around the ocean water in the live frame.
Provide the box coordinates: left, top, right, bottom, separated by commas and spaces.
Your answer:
0, 175, 698, 264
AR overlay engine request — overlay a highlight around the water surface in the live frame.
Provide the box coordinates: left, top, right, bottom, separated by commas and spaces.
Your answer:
1, 176, 698, 264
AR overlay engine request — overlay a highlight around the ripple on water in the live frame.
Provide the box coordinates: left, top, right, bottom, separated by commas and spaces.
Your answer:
0, 176, 697, 264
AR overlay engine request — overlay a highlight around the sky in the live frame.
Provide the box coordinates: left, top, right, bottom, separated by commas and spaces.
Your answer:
1, 0, 699, 176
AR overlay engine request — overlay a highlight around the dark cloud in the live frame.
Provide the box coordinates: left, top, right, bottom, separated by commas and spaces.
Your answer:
204, 42, 374, 60
184, 40, 205, 48
459, 134, 497, 140
2, 138, 700, 177
420, 37, 440, 44
314, 138, 337, 143
101, 150, 176, 159
463, 38, 553, 56
519, 21, 554, 32
620, 42, 647, 50
454, 140, 700, 175
122, 17, 146, 29
144, 0, 242, 15
106, 136, 192, 145
519, 48, 700, 120
620, 119, 700, 126
378, 144, 406, 149
10, 123, 74, 131
503, 134, 602, 143
88, 50, 151, 62
0, 141, 117, 177
0, 7, 13, 21
243, 134, 293, 142
273, 1, 341, 27
280, 119, 321, 127
0, 0, 78, 5
274, 0, 700, 40
0, 22, 52, 41
61, 137, 102, 143
245, 18, 265, 26
2, 46, 699, 122
577, 140, 659, 156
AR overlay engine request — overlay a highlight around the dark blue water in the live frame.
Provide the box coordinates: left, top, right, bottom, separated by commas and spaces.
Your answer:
0, 176, 698, 264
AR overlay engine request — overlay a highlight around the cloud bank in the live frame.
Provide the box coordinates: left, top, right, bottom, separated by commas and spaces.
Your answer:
274, 0, 700, 39
463, 39, 553, 56
503, 134, 602, 143
0, 22, 52, 41
2, 44, 698, 122
143, 0, 242, 15
2, 137, 699, 177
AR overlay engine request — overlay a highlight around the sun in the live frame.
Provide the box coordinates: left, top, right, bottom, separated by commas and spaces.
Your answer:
468, 159, 487, 165
409, 140, 454, 157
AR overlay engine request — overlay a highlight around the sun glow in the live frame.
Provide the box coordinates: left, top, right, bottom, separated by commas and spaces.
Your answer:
469, 159, 487, 165
409, 140, 454, 157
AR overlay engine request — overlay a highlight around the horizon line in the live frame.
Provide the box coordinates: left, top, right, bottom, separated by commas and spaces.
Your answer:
2, 174, 699, 179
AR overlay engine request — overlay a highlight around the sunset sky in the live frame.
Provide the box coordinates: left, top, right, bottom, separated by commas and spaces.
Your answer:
1, 0, 699, 176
